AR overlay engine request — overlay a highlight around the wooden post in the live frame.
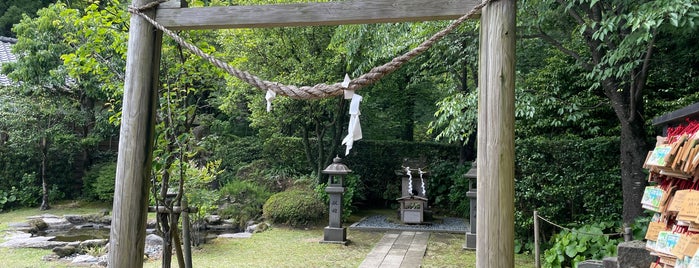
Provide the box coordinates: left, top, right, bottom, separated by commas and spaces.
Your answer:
108, 0, 161, 267
534, 210, 541, 268
476, 0, 516, 267
182, 196, 193, 268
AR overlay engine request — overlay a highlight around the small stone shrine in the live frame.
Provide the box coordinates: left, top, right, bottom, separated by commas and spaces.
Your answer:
395, 160, 431, 224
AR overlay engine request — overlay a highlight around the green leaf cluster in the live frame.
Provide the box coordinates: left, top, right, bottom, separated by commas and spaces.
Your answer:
543, 222, 620, 268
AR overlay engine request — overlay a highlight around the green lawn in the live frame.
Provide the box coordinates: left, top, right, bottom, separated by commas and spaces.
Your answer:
0, 201, 536, 267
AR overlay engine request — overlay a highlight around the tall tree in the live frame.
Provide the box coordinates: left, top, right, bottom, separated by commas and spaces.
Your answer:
519, 0, 699, 223
217, 25, 347, 179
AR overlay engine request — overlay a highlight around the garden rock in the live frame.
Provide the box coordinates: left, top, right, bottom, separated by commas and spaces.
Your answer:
208, 223, 236, 231
218, 232, 252, 239
52, 245, 78, 257
205, 215, 222, 225
80, 239, 108, 249
63, 214, 87, 225
246, 222, 269, 233
0, 232, 68, 249
145, 234, 163, 246
71, 254, 99, 265
36, 216, 72, 230
144, 234, 164, 260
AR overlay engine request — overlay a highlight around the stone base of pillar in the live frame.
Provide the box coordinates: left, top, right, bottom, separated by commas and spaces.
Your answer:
321, 226, 347, 245
463, 232, 476, 250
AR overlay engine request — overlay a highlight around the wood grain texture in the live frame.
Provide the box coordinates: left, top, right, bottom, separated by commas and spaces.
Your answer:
476, 0, 516, 267
155, 0, 480, 30
109, 1, 160, 267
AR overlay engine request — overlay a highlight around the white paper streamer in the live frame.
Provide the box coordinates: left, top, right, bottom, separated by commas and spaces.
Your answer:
418, 168, 426, 196
341, 92, 363, 155
265, 89, 276, 112
342, 73, 351, 88
406, 166, 413, 196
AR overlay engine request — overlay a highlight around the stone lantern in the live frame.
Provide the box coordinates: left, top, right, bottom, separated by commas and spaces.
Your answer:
320, 156, 351, 244
463, 160, 477, 250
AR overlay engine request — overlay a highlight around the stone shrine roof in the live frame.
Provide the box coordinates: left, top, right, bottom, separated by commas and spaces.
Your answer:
0, 36, 18, 86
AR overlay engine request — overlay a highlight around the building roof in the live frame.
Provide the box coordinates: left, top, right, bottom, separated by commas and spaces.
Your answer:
652, 102, 699, 127
0, 36, 18, 86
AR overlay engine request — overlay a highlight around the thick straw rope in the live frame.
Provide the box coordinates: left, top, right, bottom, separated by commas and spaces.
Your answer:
129, 0, 490, 99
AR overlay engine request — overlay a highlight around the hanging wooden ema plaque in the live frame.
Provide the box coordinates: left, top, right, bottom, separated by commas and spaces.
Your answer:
677, 191, 699, 223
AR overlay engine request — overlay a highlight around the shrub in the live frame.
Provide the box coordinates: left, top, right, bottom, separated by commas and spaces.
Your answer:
262, 189, 326, 227
543, 222, 620, 268
217, 180, 272, 228
18, 173, 41, 207
82, 162, 117, 202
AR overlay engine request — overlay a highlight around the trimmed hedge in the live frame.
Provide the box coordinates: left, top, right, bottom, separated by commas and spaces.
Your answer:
260, 137, 461, 206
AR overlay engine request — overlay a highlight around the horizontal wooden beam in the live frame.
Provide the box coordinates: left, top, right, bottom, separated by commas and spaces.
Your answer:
155, 0, 480, 30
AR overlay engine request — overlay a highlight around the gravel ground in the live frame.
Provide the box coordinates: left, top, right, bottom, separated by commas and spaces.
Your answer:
349, 215, 469, 233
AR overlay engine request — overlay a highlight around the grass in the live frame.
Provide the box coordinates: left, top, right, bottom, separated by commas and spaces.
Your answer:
143, 227, 383, 268
0, 202, 536, 267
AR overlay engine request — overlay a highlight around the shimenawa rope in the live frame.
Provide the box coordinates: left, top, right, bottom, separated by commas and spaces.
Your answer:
128, 0, 491, 100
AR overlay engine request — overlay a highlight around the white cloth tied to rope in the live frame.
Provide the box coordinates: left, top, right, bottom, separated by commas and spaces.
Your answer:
265, 89, 276, 112
341, 74, 363, 155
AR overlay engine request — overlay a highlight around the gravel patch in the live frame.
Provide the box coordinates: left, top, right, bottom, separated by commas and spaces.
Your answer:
349, 215, 469, 233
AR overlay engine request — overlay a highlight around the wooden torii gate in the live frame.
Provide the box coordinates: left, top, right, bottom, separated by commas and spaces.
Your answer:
110, 0, 515, 267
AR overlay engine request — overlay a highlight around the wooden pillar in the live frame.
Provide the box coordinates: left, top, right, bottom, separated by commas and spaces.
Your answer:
476, 0, 516, 267
109, 0, 161, 267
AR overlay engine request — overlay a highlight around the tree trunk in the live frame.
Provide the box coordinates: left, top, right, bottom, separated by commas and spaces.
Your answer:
618, 115, 648, 224
603, 75, 648, 224
40, 137, 49, 211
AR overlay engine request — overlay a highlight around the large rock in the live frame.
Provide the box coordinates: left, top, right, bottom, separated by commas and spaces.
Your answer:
617, 240, 654, 268
52, 245, 78, 257
144, 233, 164, 260
246, 222, 269, 233
204, 215, 222, 225
208, 223, 236, 231
71, 254, 99, 265
80, 239, 108, 249
145, 234, 163, 247
218, 232, 252, 239
63, 214, 87, 225
0, 232, 68, 249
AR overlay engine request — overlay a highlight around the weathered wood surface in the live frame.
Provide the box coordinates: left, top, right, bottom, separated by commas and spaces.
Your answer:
476, 0, 516, 267
155, 0, 481, 30
109, 1, 161, 267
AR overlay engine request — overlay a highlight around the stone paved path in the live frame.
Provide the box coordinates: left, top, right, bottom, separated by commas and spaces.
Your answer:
358, 231, 429, 268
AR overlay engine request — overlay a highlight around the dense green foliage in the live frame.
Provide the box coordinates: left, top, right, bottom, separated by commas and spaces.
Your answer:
81, 162, 117, 202
427, 161, 472, 217
262, 189, 326, 227
515, 136, 622, 249
217, 179, 272, 228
